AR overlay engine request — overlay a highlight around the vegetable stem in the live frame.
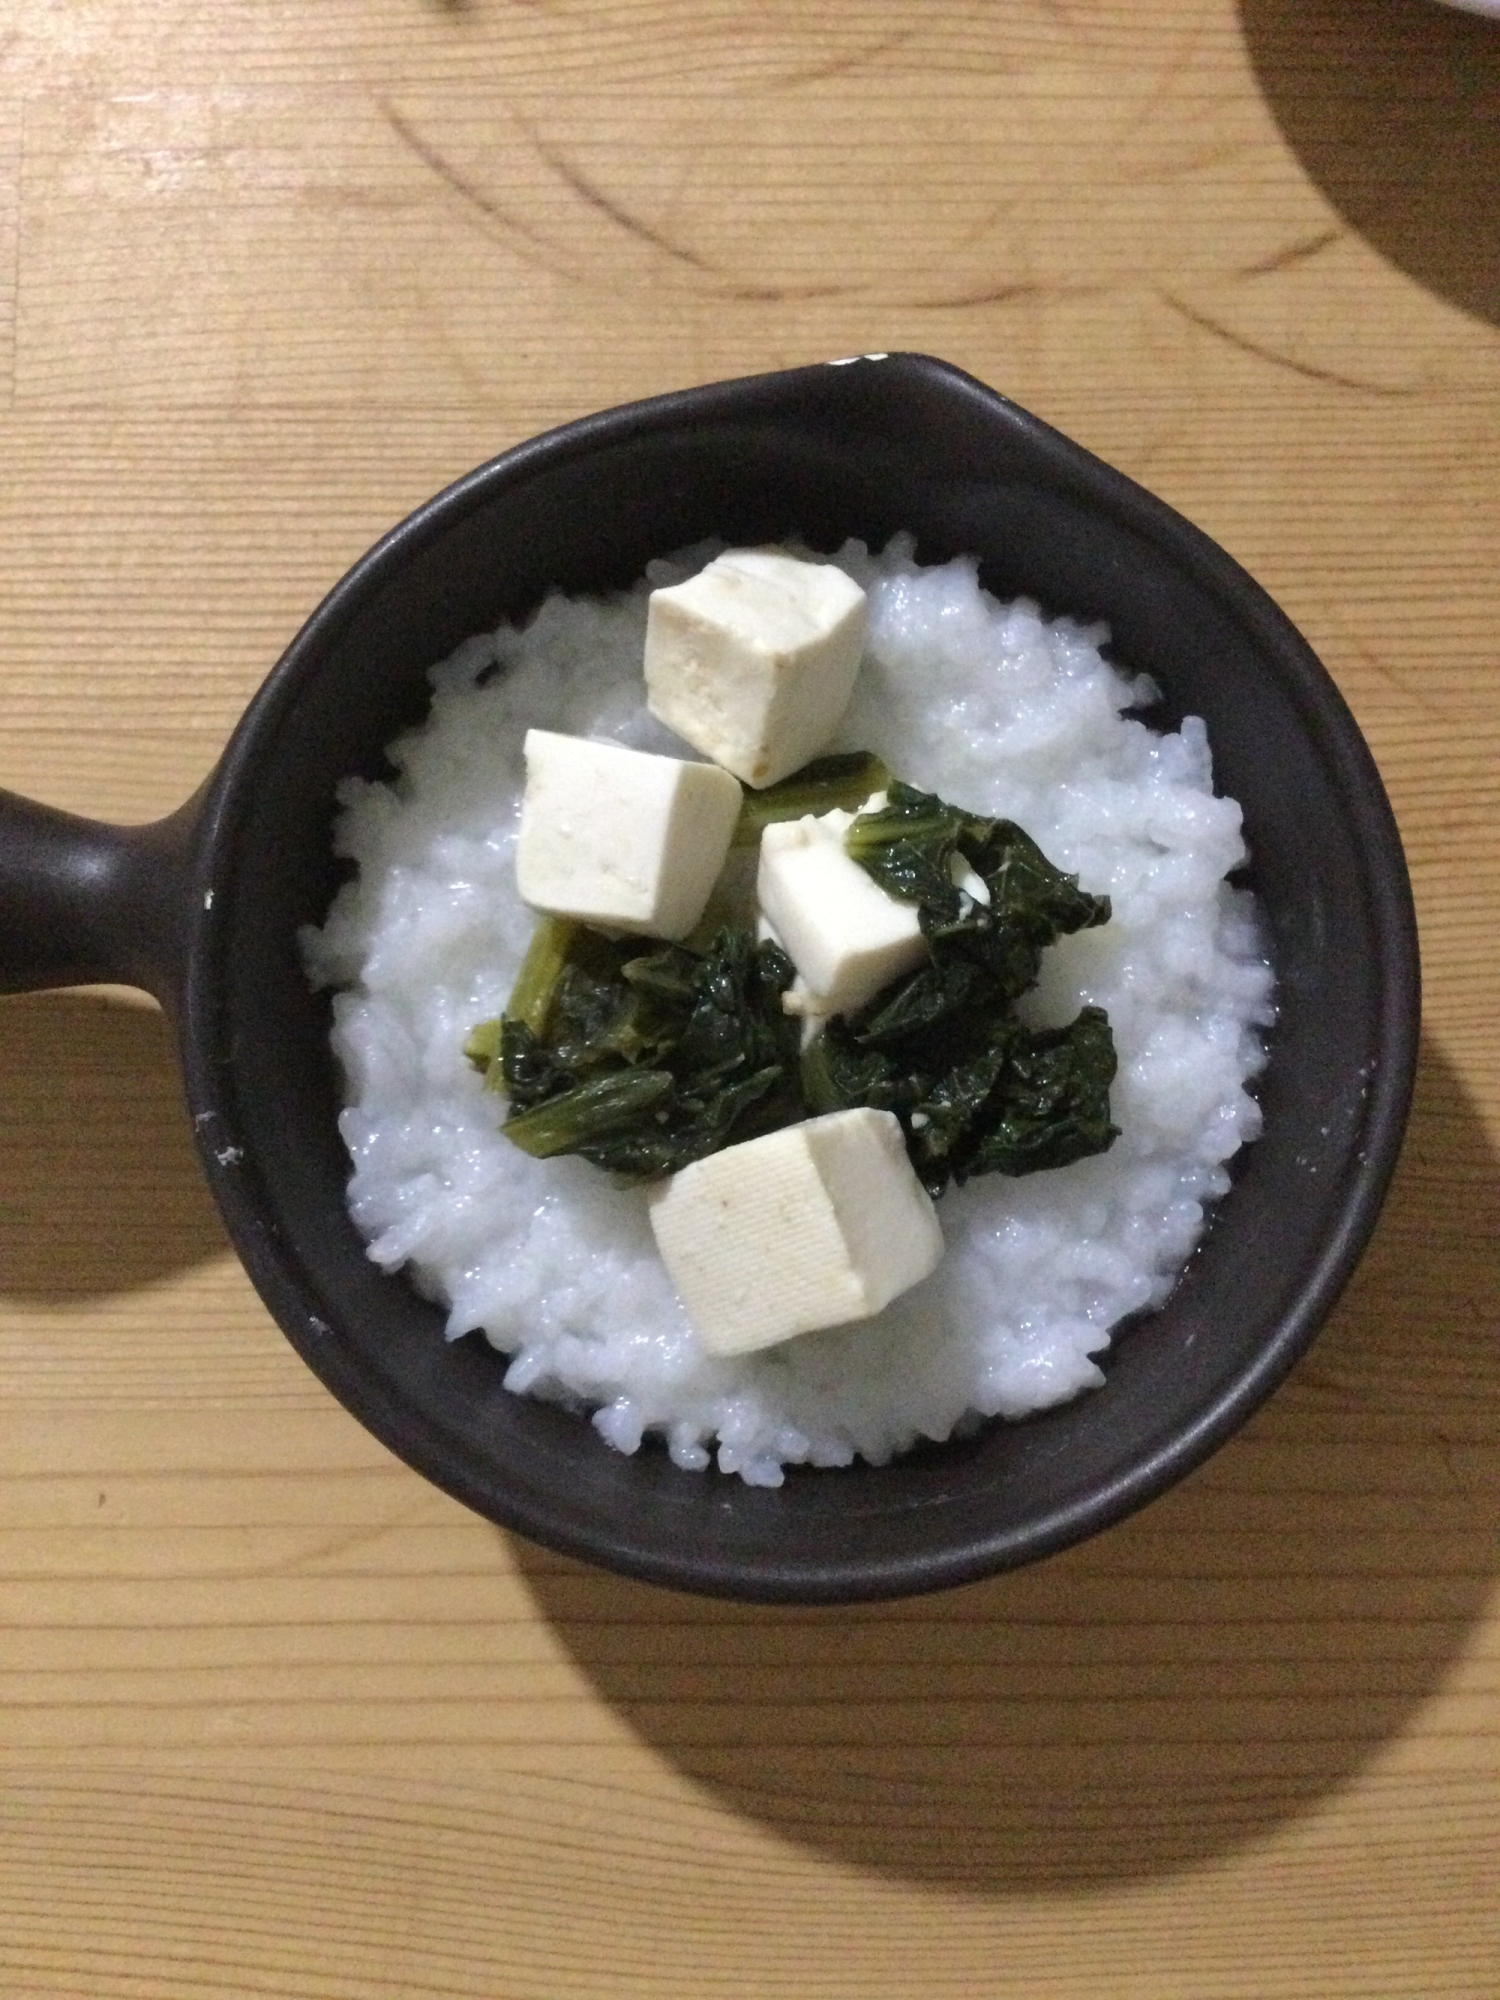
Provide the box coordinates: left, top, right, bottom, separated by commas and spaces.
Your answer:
731, 751, 891, 846
505, 913, 580, 1035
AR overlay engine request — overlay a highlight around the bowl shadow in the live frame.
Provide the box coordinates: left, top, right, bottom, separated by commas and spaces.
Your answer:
512, 1031, 1499, 1890
0, 989, 229, 1302
1239, 0, 1500, 329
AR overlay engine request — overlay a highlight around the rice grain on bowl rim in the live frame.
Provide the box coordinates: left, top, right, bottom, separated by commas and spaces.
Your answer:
303, 537, 1274, 1488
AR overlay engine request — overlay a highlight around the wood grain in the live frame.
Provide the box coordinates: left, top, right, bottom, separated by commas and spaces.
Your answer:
2, 0, 1499, 1993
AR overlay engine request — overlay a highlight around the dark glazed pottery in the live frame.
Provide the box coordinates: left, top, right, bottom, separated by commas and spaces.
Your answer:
0, 355, 1420, 1602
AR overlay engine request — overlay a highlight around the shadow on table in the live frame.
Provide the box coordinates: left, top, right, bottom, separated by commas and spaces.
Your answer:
0, 989, 228, 1301
515, 1033, 1500, 1889
1240, 0, 1500, 329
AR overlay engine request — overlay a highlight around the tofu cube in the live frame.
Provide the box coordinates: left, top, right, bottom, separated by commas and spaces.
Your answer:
644, 550, 867, 788
516, 730, 741, 940
757, 805, 927, 1018
648, 1108, 944, 1357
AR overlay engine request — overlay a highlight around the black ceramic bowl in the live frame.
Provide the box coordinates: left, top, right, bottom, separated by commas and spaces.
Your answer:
0, 355, 1419, 1603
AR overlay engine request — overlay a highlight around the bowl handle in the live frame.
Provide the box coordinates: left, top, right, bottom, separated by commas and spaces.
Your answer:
0, 787, 199, 1005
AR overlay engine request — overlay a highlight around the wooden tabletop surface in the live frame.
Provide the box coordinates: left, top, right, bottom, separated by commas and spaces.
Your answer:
3, 2, 1498, 1994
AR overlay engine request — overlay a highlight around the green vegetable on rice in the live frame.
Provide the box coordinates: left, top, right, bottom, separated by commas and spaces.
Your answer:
471, 923, 803, 1177
466, 765, 1120, 1194
728, 750, 892, 846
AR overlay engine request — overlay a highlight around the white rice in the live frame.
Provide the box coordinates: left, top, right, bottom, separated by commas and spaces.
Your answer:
304, 538, 1274, 1487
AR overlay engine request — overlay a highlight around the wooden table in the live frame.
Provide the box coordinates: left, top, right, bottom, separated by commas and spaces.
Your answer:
3, 2, 1497, 1993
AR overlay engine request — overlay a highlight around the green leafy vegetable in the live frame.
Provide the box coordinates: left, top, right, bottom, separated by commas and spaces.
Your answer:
964, 1006, 1119, 1178
469, 770, 1120, 1195
498, 1066, 675, 1159
802, 1006, 1118, 1197
502, 913, 580, 1035
845, 782, 1111, 1004
819, 781, 1120, 1195
469, 925, 803, 1178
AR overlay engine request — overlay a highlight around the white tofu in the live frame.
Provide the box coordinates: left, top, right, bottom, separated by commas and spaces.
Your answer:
644, 550, 867, 788
647, 1108, 944, 1357
757, 803, 927, 1018
515, 730, 741, 940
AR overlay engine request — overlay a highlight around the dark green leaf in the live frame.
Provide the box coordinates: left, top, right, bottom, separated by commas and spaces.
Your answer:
500, 1068, 675, 1158
845, 781, 1109, 938
477, 921, 803, 1178
498, 1018, 569, 1105
843, 781, 990, 912
830, 784, 1119, 1190
903, 1026, 1019, 1195
851, 955, 992, 1050
800, 1022, 911, 1119
971, 819, 1112, 943
965, 1006, 1119, 1179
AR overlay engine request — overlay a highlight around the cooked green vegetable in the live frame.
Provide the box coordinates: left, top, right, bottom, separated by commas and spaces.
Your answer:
503, 913, 580, 1036
462, 1016, 504, 1069
730, 751, 891, 846
817, 781, 1120, 1195
964, 1007, 1119, 1178
803, 1005, 1119, 1196
469, 926, 803, 1178
498, 1067, 675, 1159
844, 782, 1111, 1006
471, 770, 1119, 1194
